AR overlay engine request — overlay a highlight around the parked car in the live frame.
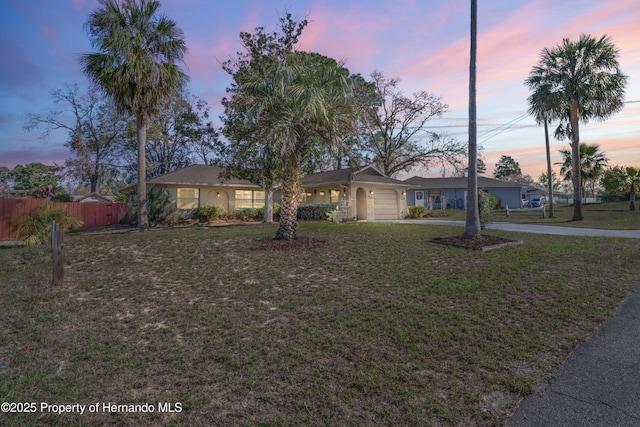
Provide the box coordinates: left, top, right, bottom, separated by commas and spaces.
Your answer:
529, 196, 546, 208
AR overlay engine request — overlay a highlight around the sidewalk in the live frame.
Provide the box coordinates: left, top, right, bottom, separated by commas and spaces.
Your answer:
507, 287, 640, 426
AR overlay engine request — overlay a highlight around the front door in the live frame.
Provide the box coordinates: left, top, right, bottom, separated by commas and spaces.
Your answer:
356, 187, 367, 220
414, 190, 425, 207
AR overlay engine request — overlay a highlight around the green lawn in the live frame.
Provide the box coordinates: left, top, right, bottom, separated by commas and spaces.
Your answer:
431, 201, 640, 230
1, 220, 638, 426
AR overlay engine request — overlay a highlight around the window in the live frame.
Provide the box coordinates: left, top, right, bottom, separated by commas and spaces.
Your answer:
235, 190, 265, 208
254, 191, 265, 208
235, 190, 253, 208
429, 190, 441, 204
330, 189, 340, 203
177, 188, 199, 209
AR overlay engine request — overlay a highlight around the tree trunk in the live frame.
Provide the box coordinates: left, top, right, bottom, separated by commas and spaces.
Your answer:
630, 183, 636, 211
569, 103, 583, 221
276, 165, 301, 240
544, 118, 554, 217
463, 0, 481, 239
137, 114, 149, 231
264, 187, 274, 223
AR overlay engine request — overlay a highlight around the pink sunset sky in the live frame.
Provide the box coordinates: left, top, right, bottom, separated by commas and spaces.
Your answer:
1, 0, 638, 181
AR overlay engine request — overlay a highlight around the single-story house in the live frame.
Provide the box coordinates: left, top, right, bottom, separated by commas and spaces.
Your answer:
124, 164, 412, 220
405, 176, 523, 210
123, 164, 267, 212
73, 192, 115, 203
301, 166, 413, 221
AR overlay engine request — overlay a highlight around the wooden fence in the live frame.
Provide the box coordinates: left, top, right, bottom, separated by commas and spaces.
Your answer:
0, 199, 128, 240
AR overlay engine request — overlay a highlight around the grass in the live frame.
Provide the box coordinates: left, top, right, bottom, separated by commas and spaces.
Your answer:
429, 201, 640, 230
1, 217, 639, 426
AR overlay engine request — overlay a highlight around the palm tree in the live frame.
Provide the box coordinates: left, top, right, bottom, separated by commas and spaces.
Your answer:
525, 34, 627, 221
526, 86, 556, 216
557, 143, 608, 200
242, 52, 358, 240
603, 166, 640, 211
463, 0, 481, 239
81, 0, 188, 230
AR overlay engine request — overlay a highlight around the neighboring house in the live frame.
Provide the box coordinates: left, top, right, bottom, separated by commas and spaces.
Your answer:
73, 192, 115, 203
301, 166, 412, 221
123, 164, 266, 212
405, 176, 522, 210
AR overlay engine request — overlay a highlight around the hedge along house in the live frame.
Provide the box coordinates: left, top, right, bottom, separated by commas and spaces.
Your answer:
123, 164, 267, 213
301, 166, 413, 221
405, 176, 523, 210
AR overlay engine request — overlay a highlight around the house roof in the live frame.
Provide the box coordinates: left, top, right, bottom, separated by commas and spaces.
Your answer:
405, 176, 522, 189
302, 166, 413, 188
524, 187, 549, 195
74, 192, 114, 203
123, 165, 262, 191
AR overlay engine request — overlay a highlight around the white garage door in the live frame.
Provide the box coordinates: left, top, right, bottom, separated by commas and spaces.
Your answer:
374, 188, 399, 220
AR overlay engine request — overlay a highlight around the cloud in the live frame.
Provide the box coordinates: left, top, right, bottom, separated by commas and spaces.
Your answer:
297, 3, 384, 73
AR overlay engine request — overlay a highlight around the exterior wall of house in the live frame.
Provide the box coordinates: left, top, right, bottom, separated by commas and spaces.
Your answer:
149, 184, 228, 211
200, 188, 229, 210
301, 184, 408, 221
487, 189, 521, 210
346, 185, 373, 220
149, 184, 265, 213
301, 186, 349, 205
408, 187, 520, 210
408, 189, 467, 210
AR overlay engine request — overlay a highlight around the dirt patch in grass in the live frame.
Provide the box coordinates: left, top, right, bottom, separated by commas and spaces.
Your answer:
423, 211, 450, 218
432, 234, 520, 250
254, 236, 327, 251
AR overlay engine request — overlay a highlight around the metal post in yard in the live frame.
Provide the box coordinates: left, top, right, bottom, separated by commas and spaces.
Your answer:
52, 221, 64, 285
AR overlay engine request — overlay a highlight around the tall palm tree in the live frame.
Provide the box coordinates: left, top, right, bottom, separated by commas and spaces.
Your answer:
526, 86, 557, 216
242, 52, 357, 240
81, 0, 188, 230
463, 0, 481, 239
525, 34, 627, 221
557, 143, 608, 200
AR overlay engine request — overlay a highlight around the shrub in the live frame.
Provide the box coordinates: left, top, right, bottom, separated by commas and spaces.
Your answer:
15, 204, 83, 245
486, 192, 499, 209
193, 205, 225, 221
297, 204, 336, 221
479, 191, 493, 224
55, 193, 74, 202
232, 208, 264, 221
162, 210, 190, 226
407, 206, 426, 218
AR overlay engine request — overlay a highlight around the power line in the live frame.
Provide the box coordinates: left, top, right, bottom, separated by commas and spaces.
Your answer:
479, 114, 530, 144
478, 113, 529, 136
409, 99, 639, 142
